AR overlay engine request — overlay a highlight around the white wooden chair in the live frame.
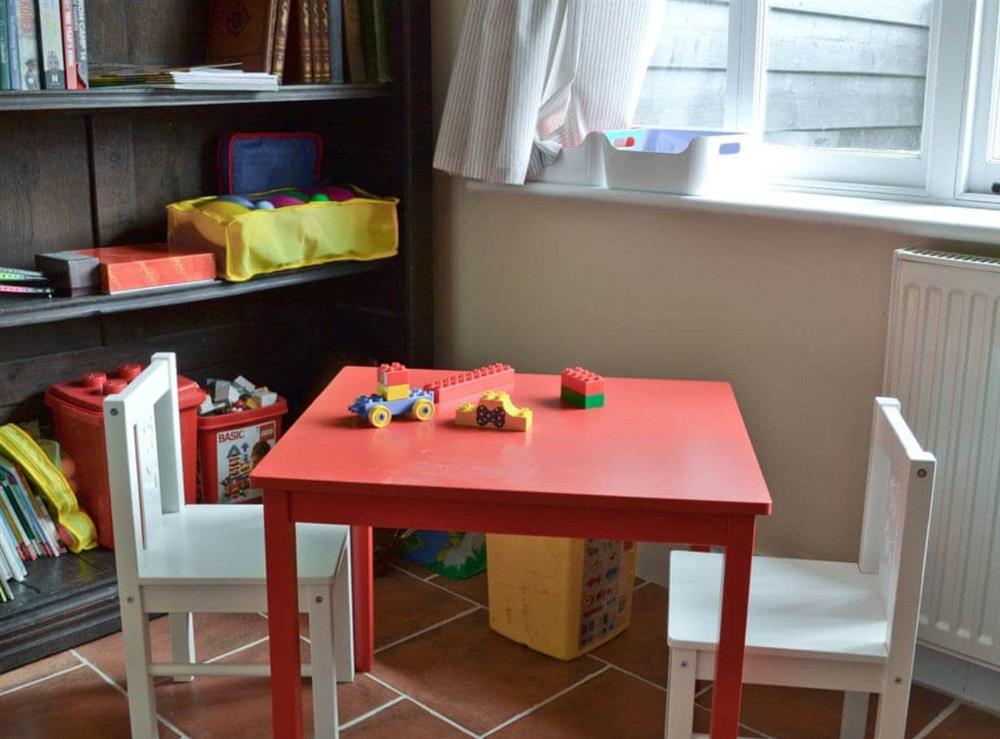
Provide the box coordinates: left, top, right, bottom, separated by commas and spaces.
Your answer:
103, 352, 353, 739
666, 397, 936, 739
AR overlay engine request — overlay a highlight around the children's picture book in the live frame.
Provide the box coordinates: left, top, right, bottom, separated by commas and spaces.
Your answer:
36, 0, 64, 89
0, 1, 10, 90
13, 0, 39, 90
70, 0, 86, 87
6, 0, 20, 89
206, 0, 278, 73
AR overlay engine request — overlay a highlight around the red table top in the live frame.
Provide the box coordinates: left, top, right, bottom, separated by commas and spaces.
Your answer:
252, 367, 771, 515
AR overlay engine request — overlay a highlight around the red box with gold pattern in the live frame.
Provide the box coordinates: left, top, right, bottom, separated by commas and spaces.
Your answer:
71, 244, 216, 294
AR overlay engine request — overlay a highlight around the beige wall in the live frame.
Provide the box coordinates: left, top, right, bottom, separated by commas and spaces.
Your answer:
429, 1, 942, 571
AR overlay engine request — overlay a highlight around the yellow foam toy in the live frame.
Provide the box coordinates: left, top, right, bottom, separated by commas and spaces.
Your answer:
0, 425, 97, 552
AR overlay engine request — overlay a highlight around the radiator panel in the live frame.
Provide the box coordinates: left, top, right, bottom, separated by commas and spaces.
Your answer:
884, 249, 1000, 669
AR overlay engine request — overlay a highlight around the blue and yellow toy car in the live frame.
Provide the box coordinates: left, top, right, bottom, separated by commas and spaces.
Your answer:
348, 387, 436, 428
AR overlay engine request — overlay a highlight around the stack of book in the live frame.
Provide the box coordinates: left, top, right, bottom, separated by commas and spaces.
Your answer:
89, 64, 279, 92
0, 456, 64, 603
0, 267, 53, 297
207, 0, 391, 86
0, 0, 88, 91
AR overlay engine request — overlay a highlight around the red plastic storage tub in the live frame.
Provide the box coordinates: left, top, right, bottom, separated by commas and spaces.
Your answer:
45, 364, 204, 549
197, 398, 288, 504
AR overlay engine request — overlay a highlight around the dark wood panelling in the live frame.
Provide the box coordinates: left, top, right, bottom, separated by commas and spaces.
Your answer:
87, 0, 210, 66
0, 114, 92, 267
0, 318, 101, 362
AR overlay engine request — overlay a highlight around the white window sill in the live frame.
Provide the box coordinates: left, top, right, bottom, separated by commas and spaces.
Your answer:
466, 180, 1000, 246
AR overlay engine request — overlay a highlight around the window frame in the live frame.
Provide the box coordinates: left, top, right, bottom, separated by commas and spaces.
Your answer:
644, 0, 997, 206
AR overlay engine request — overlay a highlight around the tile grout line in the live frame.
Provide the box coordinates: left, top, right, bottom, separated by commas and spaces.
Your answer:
586, 653, 666, 693
337, 694, 407, 731
364, 670, 480, 738
69, 649, 191, 739
479, 665, 612, 738
0, 663, 85, 697
204, 635, 271, 664
690, 684, 774, 739
374, 604, 483, 654
912, 699, 961, 739
389, 563, 486, 608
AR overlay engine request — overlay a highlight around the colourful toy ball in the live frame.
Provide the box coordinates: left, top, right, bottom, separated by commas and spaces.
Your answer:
268, 194, 306, 208
217, 194, 256, 208
319, 186, 355, 202
253, 199, 276, 210
309, 193, 331, 202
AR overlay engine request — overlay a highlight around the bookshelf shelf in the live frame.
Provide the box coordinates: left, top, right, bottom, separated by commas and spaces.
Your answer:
0, 260, 390, 329
0, 83, 393, 112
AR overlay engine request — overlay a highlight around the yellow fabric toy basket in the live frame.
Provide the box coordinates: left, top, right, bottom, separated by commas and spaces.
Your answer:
167, 189, 399, 282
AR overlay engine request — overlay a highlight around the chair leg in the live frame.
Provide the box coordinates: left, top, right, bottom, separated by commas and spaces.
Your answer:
872, 681, 910, 739
169, 612, 196, 682
120, 595, 159, 739
666, 648, 697, 739
840, 691, 869, 739
333, 540, 355, 683
308, 585, 339, 739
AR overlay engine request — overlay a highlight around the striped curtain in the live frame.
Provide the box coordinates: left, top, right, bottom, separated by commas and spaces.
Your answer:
434, 0, 663, 185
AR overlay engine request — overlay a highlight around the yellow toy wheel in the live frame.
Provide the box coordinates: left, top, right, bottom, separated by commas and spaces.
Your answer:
411, 398, 435, 421
368, 405, 392, 428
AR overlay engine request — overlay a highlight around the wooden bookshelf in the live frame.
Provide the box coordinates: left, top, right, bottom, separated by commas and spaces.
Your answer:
0, 83, 393, 112
0, 1, 432, 671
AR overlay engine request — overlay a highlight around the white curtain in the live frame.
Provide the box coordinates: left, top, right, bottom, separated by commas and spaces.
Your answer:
434, 0, 664, 186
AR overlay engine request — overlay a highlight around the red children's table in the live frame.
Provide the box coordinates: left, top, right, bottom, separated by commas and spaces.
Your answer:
252, 367, 772, 739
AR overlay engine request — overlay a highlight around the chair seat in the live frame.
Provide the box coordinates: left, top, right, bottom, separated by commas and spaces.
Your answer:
137, 505, 347, 586
667, 551, 889, 663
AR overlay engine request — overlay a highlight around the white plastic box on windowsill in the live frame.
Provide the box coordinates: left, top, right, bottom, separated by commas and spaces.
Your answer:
532, 129, 752, 196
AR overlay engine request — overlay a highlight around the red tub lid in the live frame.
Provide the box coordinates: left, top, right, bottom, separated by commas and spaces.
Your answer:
45, 365, 205, 414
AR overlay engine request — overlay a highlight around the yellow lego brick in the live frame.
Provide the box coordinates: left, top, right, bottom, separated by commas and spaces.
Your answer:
378, 382, 410, 401
455, 391, 532, 431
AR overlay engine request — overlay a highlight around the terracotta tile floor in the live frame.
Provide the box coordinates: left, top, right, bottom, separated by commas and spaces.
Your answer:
2, 564, 999, 738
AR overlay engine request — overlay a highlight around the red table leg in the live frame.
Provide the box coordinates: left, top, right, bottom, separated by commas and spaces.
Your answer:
710, 515, 756, 739
264, 490, 304, 739
351, 525, 374, 671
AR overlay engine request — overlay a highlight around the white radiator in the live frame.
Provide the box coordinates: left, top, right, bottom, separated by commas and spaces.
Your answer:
884, 247, 1000, 670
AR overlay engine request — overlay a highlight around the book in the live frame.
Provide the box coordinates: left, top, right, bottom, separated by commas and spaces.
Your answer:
327, 0, 343, 84
59, 0, 75, 90
206, 0, 278, 73
0, 284, 53, 296
270, 0, 291, 82
299, 0, 312, 82
0, 1, 9, 90
314, 0, 330, 83
6, 0, 19, 88
309, 0, 321, 82
342, 0, 365, 83
13, 0, 39, 90
70, 0, 85, 87
36, 0, 64, 89
88, 64, 278, 91
371, 0, 390, 84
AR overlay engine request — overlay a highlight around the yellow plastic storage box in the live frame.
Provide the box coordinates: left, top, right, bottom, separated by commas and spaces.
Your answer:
486, 534, 636, 660
166, 191, 399, 282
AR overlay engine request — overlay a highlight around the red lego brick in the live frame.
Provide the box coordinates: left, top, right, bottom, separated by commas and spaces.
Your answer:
561, 367, 605, 396
377, 362, 408, 387
423, 363, 515, 404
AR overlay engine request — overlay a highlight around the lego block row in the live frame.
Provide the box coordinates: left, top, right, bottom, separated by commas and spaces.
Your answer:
561, 367, 605, 396
423, 363, 515, 403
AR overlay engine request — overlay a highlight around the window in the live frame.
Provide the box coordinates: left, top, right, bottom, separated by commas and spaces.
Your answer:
634, 0, 997, 205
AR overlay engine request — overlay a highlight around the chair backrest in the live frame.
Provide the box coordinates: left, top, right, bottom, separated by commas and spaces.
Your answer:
103, 353, 187, 578
858, 397, 936, 661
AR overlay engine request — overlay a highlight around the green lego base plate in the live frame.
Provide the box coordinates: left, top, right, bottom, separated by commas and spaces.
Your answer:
560, 386, 605, 409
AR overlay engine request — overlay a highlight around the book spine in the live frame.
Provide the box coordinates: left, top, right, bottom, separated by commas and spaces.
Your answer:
372, 0, 389, 84
359, 0, 375, 85
5, 480, 45, 558
327, 0, 342, 83
310, 0, 322, 83
300, 0, 313, 83
59, 0, 74, 89
0, 1, 9, 90
70, 0, 84, 86
0, 488, 26, 561
36, 0, 64, 89
271, 0, 290, 82
318, 0, 331, 83
5, 0, 19, 89
14, 0, 39, 90
0, 483, 35, 559
342, 0, 364, 83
